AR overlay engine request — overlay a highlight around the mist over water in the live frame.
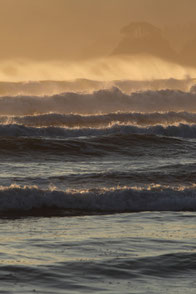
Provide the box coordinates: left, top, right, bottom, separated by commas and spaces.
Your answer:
1, 56, 196, 83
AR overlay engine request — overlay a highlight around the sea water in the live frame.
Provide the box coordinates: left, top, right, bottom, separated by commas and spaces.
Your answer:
0, 79, 196, 293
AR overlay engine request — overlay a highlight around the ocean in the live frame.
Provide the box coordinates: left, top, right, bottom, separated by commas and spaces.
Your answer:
0, 78, 196, 293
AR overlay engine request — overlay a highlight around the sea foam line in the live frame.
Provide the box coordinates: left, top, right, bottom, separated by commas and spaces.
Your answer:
1, 111, 196, 127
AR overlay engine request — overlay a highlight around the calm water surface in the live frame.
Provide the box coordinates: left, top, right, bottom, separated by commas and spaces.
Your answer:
0, 212, 196, 293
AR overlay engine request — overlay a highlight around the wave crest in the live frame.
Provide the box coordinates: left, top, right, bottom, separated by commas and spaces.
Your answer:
0, 185, 196, 216
2, 111, 196, 128
0, 88, 196, 115
0, 123, 196, 139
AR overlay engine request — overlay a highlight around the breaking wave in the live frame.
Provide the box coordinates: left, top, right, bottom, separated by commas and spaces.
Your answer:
0, 78, 195, 96
0, 185, 196, 216
2, 111, 196, 128
1, 88, 196, 115
1, 123, 196, 139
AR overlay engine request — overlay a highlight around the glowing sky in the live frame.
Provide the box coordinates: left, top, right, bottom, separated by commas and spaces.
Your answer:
0, 0, 196, 82
0, 0, 195, 61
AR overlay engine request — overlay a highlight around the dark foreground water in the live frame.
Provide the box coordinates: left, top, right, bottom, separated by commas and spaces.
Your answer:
0, 79, 196, 293
1, 212, 196, 294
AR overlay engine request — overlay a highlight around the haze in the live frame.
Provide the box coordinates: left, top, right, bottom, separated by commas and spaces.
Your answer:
0, 0, 196, 81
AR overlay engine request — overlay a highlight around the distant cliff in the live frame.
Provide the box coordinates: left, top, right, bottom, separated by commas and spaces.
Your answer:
112, 22, 178, 62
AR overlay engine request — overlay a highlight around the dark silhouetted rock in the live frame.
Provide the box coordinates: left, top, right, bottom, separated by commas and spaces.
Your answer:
112, 22, 178, 61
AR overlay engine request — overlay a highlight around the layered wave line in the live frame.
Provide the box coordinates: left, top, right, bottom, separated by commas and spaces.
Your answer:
0, 133, 183, 158
2, 166, 196, 188
2, 111, 196, 128
1, 185, 196, 215
1, 123, 196, 139
0, 78, 195, 97
1, 88, 196, 115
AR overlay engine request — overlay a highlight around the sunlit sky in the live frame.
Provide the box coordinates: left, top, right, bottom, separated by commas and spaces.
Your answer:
0, 0, 196, 81
0, 0, 196, 60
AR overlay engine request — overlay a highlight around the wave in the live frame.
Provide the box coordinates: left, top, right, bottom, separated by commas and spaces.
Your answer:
2, 111, 196, 128
0, 78, 194, 97
50, 166, 196, 186
1, 123, 196, 139
0, 136, 112, 156
1, 185, 196, 216
0, 134, 182, 159
1, 88, 196, 115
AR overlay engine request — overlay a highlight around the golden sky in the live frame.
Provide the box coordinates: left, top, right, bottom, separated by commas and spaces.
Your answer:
0, 0, 196, 61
